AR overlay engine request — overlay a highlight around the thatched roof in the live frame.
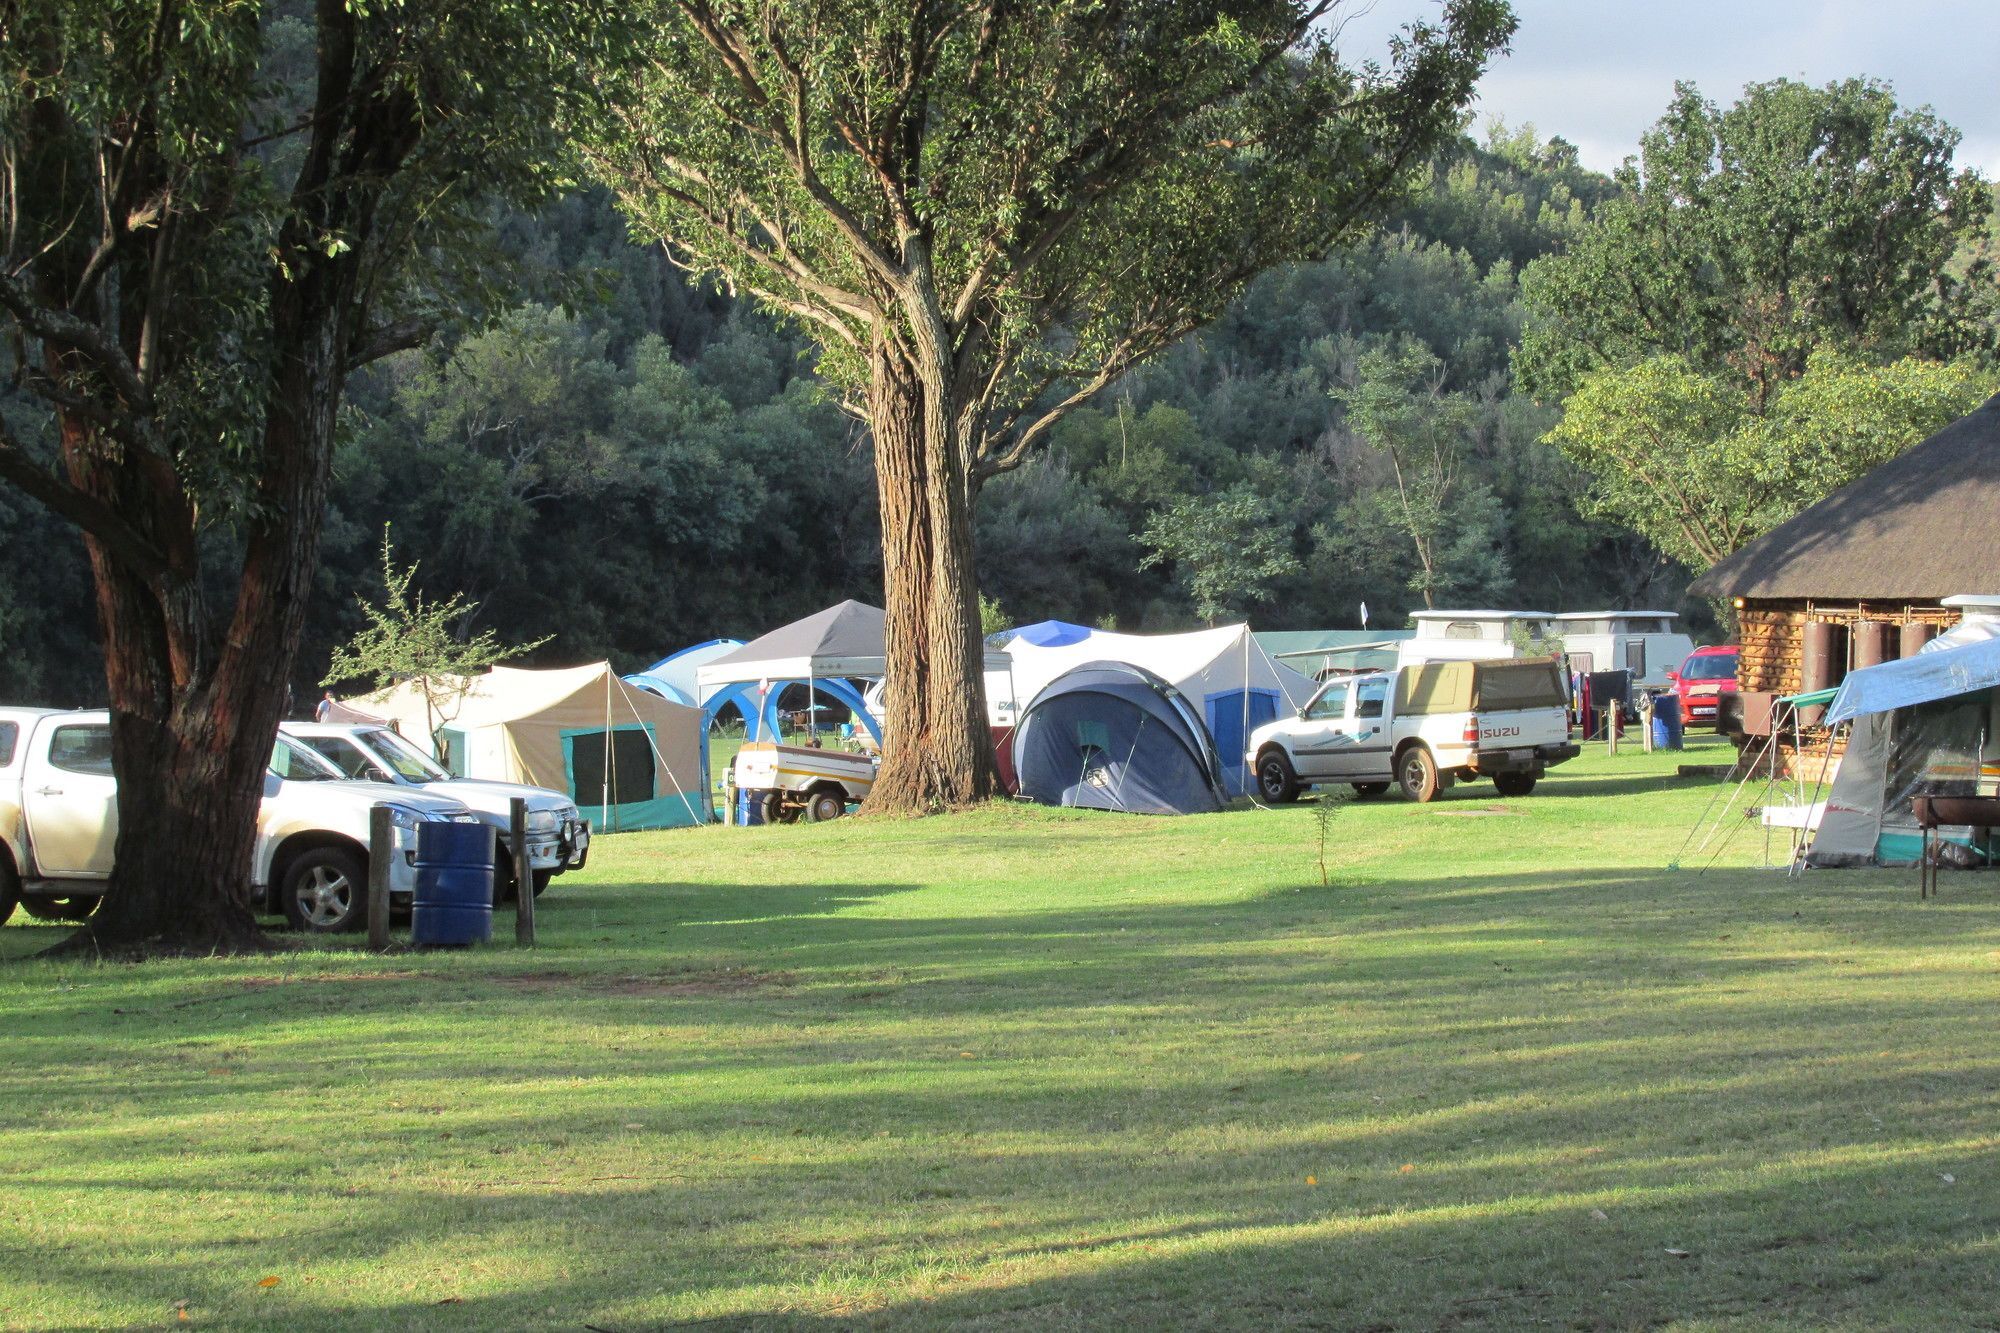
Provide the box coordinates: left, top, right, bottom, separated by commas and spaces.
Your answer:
1690, 393, 2000, 601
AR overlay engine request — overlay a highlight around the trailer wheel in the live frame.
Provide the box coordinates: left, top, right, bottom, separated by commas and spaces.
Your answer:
1397, 745, 1442, 803
1493, 771, 1538, 797
756, 791, 785, 825
805, 788, 847, 823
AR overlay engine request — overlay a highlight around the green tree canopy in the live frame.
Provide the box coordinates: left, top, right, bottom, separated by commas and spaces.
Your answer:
577, 0, 1513, 810
1517, 78, 1995, 407
1139, 488, 1301, 625
1546, 352, 1996, 569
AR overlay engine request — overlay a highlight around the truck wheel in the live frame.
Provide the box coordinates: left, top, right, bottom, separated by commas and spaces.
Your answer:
532, 869, 554, 897
281, 847, 368, 934
1256, 750, 1301, 803
805, 789, 847, 823
1351, 783, 1390, 799
1397, 745, 1442, 803
0, 859, 17, 927
18, 894, 100, 922
1493, 771, 1539, 797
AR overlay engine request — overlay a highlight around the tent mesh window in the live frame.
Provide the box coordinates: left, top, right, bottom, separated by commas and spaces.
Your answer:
569, 728, 656, 806
1882, 697, 1990, 848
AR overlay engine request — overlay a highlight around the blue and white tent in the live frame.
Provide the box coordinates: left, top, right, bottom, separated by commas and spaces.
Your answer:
1012, 661, 1226, 815
625, 638, 744, 706
1000, 624, 1315, 798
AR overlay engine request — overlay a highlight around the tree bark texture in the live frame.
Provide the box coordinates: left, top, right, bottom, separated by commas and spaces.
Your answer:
60, 255, 353, 954
862, 338, 996, 813
14, 2, 405, 953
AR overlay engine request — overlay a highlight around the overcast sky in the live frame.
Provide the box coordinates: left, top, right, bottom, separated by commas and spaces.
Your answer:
1334, 0, 2000, 177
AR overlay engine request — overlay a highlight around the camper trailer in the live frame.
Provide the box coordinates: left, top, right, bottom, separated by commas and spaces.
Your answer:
1397, 610, 1562, 666
1553, 612, 1695, 691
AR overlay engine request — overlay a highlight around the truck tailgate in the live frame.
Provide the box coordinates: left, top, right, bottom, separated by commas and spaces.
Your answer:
1475, 707, 1571, 749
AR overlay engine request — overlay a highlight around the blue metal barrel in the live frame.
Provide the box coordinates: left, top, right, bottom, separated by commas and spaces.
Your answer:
411, 821, 494, 947
1651, 692, 1684, 751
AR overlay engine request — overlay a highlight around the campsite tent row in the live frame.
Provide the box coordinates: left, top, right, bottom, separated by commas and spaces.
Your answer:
369, 604, 1324, 831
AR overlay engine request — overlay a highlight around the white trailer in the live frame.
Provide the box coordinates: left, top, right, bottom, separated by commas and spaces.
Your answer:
1553, 612, 1695, 691
731, 742, 879, 823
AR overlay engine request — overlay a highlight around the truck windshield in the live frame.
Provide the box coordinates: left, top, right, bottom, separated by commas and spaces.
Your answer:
1305, 683, 1350, 720
270, 737, 341, 781
367, 729, 451, 781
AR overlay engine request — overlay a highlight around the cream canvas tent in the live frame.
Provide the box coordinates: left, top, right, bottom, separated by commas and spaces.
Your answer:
1002, 625, 1317, 798
340, 663, 708, 831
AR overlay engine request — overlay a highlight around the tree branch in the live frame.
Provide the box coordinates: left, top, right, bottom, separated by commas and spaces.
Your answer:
0, 271, 155, 413
349, 318, 432, 367
0, 416, 166, 574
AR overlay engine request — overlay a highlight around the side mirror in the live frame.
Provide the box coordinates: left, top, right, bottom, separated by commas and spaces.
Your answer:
369, 766, 393, 783
1666, 670, 1680, 684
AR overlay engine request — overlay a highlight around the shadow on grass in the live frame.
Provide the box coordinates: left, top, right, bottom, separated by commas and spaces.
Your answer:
9, 1130, 1997, 1330
5, 861, 1999, 1328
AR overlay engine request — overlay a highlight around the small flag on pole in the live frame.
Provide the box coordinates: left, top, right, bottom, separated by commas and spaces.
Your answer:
1359, 601, 1370, 629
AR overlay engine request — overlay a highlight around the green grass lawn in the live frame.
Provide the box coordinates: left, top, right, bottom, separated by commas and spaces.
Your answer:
3, 736, 1997, 1330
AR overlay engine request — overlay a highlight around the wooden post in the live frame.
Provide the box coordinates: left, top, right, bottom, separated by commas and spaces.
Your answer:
1606, 703, 1619, 757
367, 803, 393, 951
511, 796, 534, 946
1640, 693, 1655, 754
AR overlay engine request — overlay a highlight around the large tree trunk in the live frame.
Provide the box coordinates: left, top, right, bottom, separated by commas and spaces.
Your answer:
68, 268, 351, 954
863, 339, 995, 813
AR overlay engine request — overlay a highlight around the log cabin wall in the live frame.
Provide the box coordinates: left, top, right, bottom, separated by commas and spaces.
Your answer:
1735, 598, 1957, 696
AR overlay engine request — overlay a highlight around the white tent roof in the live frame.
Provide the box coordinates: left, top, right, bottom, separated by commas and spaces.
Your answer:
1825, 634, 2000, 725
1003, 624, 1316, 711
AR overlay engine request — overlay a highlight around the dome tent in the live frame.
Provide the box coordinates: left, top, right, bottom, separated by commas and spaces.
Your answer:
1011, 661, 1226, 815
624, 638, 744, 706
1001, 624, 1314, 797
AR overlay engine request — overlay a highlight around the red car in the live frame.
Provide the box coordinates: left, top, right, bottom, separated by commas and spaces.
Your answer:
1669, 645, 1739, 724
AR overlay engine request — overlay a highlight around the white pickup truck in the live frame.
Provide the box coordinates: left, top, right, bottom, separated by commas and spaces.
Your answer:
280, 721, 587, 898
1249, 656, 1579, 803
0, 708, 481, 933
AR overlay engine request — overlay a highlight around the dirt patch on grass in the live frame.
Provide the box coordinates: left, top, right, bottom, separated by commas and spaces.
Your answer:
494, 967, 792, 996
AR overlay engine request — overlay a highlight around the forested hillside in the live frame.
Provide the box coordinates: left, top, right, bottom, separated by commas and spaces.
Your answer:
0, 126, 1687, 705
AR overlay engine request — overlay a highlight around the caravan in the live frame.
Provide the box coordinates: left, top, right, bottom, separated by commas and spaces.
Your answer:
1553, 612, 1695, 691
1399, 610, 1562, 665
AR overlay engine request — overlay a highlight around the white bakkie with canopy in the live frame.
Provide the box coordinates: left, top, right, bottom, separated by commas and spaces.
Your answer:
1248, 657, 1579, 803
